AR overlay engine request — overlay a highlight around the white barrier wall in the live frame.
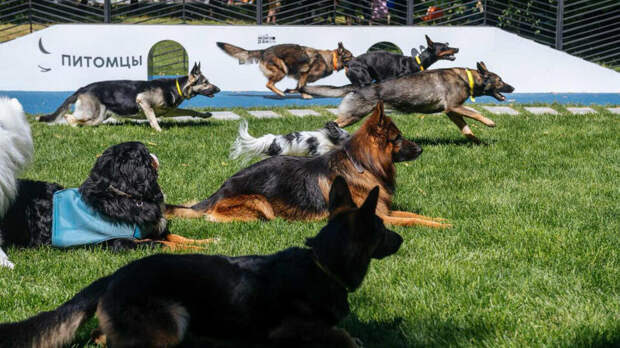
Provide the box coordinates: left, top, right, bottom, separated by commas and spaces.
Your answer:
0, 24, 618, 92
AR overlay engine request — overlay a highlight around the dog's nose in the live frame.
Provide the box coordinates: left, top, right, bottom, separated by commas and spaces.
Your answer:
453, 48, 460, 53
212, 85, 221, 93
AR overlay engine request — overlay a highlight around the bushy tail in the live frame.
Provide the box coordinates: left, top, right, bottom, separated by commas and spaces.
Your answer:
299, 84, 357, 98
216, 42, 263, 64
36, 91, 79, 123
229, 120, 276, 164
0, 97, 33, 218
0, 275, 112, 348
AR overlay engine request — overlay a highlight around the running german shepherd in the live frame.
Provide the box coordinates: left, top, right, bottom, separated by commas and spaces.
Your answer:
217, 42, 353, 99
37, 63, 220, 132
0, 177, 402, 347
166, 102, 449, 228
345, 35, 459, 87
302, 62, 515, 143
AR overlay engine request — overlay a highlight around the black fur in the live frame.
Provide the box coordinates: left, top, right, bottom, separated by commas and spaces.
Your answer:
192, 154, 331, 214
0, 177, 403, 347
0, 142, 168, 251
345, 35, 459, 87
267, 139, 282, 156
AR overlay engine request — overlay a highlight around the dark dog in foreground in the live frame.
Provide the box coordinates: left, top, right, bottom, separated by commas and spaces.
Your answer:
302, 62, 515, 143
217, 42, 353, 99
0, 105, 213, 269
37, 63, 220, 132
167, 102, 449, 228
0, 177, 402, 348
345, 35, 459, 87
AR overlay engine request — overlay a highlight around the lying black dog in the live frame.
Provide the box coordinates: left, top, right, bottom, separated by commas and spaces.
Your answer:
0, 177, 403, 347
345, 35, 459, 87
0, 140, 211, 269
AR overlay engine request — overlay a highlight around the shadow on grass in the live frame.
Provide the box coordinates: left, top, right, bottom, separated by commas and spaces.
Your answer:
346, 313, 497, 347
412, 137, 493, 147
102, 120, 224, 130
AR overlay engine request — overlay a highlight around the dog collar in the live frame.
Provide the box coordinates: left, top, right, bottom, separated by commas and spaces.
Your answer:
415, 55, 424, 71
332, 51, 340, 71
466, 69, 476, 102
312, 251, 351, 292
175, 79, 184, 99
108, 185, 144, 207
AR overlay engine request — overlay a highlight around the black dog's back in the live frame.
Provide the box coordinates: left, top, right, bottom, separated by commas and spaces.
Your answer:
0, 179, 62, 248
346, 51, 416, 87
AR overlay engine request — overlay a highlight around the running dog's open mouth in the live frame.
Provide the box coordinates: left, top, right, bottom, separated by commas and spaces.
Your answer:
439, 48, 459, 61
493, 91, 506, 101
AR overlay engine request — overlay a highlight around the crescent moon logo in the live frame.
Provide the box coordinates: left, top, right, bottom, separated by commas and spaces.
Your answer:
38, 38, 51, 54
38, 65, 51, 72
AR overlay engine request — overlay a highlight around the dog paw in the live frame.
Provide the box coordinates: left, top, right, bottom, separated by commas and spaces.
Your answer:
353, 337, 364, 348
300, 93, 313, 99
284, 88, 298, 94
0, 258, 15, 270
200, 112, 212, 118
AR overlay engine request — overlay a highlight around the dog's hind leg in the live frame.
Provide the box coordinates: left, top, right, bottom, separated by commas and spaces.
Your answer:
390, 210, 448, 222
65, 94, 106, 127
335, 94, 374, 127
446, 112, 480, 144
261, 60, 287, 97
449, 105, 496, 127
164, 233, 219, 246
380, 213, 451, 228
136, 94, 163, 132
206, 194, 276, 222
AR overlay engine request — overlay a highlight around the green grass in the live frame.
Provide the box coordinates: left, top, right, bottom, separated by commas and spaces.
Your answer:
1, 106, 619, 347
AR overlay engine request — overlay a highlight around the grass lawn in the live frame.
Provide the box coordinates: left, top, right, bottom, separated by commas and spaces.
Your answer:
0, 105, 619, 347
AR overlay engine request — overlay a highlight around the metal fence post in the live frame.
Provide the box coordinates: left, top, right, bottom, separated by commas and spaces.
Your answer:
182, 0, 186, 24
256, 0, 263, 25
28, 0, 32, 33
104, 0, 111, 23
555, 0, 564, 50
407, 0, 414, 25
483, 0, 487, 25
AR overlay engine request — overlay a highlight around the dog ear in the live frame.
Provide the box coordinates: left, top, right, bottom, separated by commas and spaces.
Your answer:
329, 176, 356, 213
410, 48, 419, 57
360, 186, 380, 216
191, 62, 200, 76
338, 42, 344, 52
477, 61, 488, 74
425, 35, 434, 48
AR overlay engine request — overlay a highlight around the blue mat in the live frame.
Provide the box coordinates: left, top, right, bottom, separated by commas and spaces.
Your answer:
1, 91, 618, 115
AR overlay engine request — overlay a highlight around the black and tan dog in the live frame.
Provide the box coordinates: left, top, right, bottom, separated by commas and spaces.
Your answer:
0, 177, 402, 347
167, 102, 449, 228
217, 42, 353, 99
37, 63, 220, 132
0, 105, 213, 269
302, 62, 515, 143
345, 35, 459, 87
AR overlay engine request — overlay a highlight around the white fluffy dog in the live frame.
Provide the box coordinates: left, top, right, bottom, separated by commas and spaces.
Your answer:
0, 97, 33, 269
230, 119, 351, 164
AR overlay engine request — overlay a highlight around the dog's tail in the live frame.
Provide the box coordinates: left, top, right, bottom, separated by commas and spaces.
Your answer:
299, 84, 357, 98
229, 119, 276, 164
36, 91, 79, 123
0, 275, 112, 348
0, 97, 33, 218
216, 42, 263, 64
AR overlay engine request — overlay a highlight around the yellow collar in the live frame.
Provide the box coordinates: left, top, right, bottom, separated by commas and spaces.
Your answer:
415, 55, 424, 71
175, 79, 184, 98
466, 69, 476, 102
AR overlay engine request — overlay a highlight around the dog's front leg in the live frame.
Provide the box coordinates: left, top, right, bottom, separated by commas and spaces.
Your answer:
270, 319, 361, 348
296, 73, 313, 99
449, 105, 496, 127
446, 112, 480, 144
136, 95, 163, 132
380, 213, 451, 228
164, 108, 212, 119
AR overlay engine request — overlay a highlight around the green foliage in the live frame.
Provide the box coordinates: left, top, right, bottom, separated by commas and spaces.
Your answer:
1, 106, 619, 347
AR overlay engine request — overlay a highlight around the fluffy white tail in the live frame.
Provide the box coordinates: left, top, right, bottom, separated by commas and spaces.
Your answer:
0, 97, 33, 218
229, 120, 277, 164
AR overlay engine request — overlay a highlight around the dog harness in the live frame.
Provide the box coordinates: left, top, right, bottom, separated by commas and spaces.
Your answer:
414, 55, 424, 71
466, 69, 476, 102
51, 188, 143, 248
332, 51, 340, 71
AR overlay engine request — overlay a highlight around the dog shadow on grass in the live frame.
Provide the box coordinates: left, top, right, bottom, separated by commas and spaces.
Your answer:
413, 137, 496, 147
102, 119, 224, 130
345, 313, 497, 347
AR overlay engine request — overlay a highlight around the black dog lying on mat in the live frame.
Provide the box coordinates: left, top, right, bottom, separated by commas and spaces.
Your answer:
0, 177, 402, 348
0, 120, 212, 269
344, 35, 459, 87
